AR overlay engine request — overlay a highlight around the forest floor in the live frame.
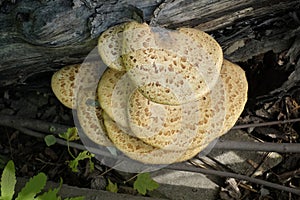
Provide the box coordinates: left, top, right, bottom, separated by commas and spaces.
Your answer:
0, 49, 299, 199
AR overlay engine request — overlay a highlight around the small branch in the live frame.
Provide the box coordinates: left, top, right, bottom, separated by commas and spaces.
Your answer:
232, 118, 300, 129
213, 140, 300, 153
0, 114, 69, 135
17, 127, 116, 158
1, 114, 300, 153
167, 163, 300, 196
18, 127, 85, 151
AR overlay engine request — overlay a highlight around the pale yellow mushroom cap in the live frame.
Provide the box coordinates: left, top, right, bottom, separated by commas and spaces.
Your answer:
51, 62, 101, 109
76, 89, 113, 146
123, 48, 207, 105
103, 111, 220, 164
121, 22, 223, 105
51, 64, 80, 109
103, 111, 202, 164
98, 23, 130, 71
97, 68, 128, 127
97, 67, 216, 152
219, 59, 248, 134
127, 72, 222, 151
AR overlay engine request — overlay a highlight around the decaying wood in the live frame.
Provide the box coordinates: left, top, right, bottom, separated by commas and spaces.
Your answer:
0, 0, 299, 88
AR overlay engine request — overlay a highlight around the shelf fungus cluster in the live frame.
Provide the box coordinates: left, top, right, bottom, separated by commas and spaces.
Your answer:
51, 21, 248, 165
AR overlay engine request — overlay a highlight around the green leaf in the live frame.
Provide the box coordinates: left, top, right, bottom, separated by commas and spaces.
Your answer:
68, 151, 94, 173
35, 178, 62, 200
1, 160, 16, 200
34, 187, 60, 200
106, 179, 118, 193
16, 173, 47, 200
59, 127, 79, 141
44, 135, 57, 146
133, 173, 159, 195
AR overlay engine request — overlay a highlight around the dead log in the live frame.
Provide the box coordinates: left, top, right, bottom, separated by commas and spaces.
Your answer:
0, 0, 299, 88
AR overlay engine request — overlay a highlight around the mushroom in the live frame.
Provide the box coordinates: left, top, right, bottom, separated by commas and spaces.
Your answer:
97, 68, 126, 123
98, 22, 129, 71
98, 59, 247, 159
51, 21, 248, 165
101, 59, 247, 164
51, 64, 80, 109
51, 62, 102, 109
102, 111, 205, 164
219, 60, 248, 134
76, 89, 113, 146
122, 22, 223, 105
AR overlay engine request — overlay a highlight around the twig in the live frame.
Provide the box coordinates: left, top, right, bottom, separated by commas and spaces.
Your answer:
166, 163, 300, 196
1, 114, 300, 135
0, 114, 69, 135
213, 140, 300, 153
18, 127, 86, 151
1, 114, 300, 153
232, 118, 300, 129
17, 127, 116, 158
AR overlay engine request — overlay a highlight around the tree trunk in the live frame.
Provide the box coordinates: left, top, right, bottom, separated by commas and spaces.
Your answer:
0, 0, 299, 88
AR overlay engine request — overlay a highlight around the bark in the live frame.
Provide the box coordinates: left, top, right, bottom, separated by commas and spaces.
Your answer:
0, 0, 299, 88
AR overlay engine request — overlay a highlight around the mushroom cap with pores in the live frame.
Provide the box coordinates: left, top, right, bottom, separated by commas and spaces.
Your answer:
98, 67, 223, 151
51, 22, 248, 166
51, 64, 79, 109
123, 48, 207, 105
219, 59, 248, 134
98, 23, 129, 71
51, 62, 101, 109
76, 89, 113, 146
122, 23, 223, 105
103, 112, 208, 164
122, 21, 157, 55
97, 68, 129, 128
127, 61, 227, 150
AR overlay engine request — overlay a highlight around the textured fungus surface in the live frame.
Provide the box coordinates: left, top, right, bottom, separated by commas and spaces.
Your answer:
122, 23, 223, 105
51, 21, 248, 164
51, 62, 101, 109
98, 23, 129, 71
77, 89, 113, 146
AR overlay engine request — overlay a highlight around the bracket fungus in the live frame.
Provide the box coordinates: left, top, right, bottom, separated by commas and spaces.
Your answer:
51, 21, 248, 165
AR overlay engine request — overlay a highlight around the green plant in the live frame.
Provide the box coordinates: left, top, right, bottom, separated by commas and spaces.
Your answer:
133, 173, 159, 195
59, 128, 95, 173
58, 127, 80, 158
0, 160, 84, 200
44, 128, 95, 173
105, 172, 159, 195
106, 179, 118, 193
68, 151, 94, 173
44, 135, 57, 147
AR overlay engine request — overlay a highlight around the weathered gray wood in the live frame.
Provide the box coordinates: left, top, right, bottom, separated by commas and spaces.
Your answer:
150, 0, 299, 30
0, 0, 299, 87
